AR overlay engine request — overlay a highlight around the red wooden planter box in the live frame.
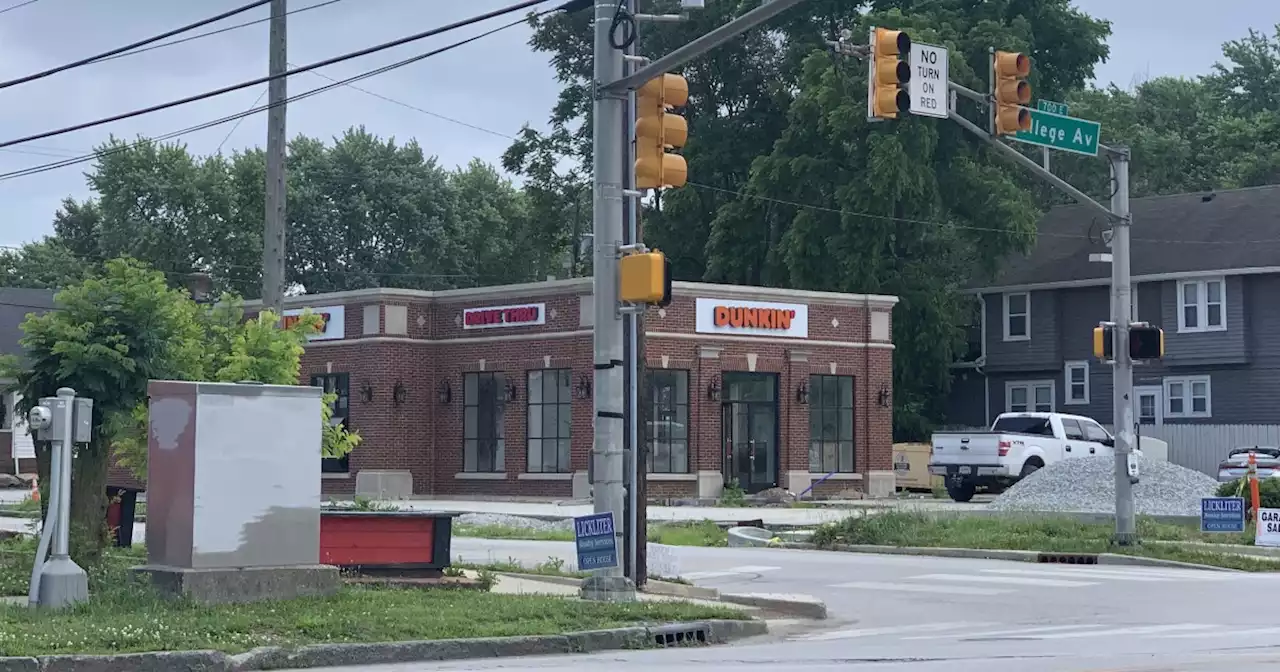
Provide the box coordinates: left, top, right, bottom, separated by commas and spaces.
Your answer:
319, 511, 459, 570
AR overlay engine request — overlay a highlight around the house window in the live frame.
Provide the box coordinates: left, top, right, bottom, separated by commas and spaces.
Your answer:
1064, 361, 1089, 405
1165, 375, 1211, 419
1006, 381, 1053, 413
1178, 278, 1225, 333
809, 375, 855, 473
1003, 292, 1029, 341
464, 372, 506, 472
646, 370, 690, 473
527, 369, 571, 473
310, 373, 351, 474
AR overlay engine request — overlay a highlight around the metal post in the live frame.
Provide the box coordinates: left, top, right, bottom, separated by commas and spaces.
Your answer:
582, 0, 636, 601
37, 387, 88, 608
622, 0, 641, 587
1110, 147, 1137, 545
262, 0, 288, 313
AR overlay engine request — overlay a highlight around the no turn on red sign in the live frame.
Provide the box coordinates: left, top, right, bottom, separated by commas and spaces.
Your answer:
909, 42, 949, 119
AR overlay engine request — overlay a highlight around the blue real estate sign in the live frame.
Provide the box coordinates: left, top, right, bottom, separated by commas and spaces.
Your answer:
574, 512, 619, 570
1200, 497, 1246, 533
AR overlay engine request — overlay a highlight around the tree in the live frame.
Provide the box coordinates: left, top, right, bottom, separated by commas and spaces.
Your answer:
0, 258, 207, 564
0, 238, 86, 289
0, 258, 360, 564
509, 0, 1111, 439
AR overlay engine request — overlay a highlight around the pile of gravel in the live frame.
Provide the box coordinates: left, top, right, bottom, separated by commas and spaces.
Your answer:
456, 512, 573, 532
989, 455, 1219, 517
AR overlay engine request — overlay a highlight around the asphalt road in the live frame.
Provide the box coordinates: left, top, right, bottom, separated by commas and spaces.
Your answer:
349, 537, 1280, 671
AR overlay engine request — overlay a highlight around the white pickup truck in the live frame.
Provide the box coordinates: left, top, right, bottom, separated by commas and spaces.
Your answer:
928, 412, 1117, 502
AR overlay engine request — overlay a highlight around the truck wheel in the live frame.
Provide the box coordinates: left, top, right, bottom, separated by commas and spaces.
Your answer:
946, 480, 976, 503
1019, 461, 1042, 479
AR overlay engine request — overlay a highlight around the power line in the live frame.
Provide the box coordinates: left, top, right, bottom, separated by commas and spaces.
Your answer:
0, 0, 275, 90
90, 0, 348, 67
0, 8, 557, 181
0, 0, 38, 16
216, 88, 267, 153
0, 0, 554, 150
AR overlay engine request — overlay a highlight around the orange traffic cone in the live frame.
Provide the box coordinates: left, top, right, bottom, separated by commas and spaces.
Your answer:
29, 475, 38, 503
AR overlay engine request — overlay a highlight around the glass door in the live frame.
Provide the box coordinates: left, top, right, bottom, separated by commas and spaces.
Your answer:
720, 373, 779, 493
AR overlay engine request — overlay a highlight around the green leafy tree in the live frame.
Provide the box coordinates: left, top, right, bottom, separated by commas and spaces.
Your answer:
0, 258, 206, 564
0, 238, 87, 289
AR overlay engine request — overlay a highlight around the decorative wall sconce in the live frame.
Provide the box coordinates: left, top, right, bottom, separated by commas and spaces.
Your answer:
706, 375, 721, 402
359, 382, 374, 404
574, 374, 592, 400
393, 381, 408, 406
504, 379, 519, 403
437, 380, 452, 405
878, 384, 891, 408
795, 381, 809, 405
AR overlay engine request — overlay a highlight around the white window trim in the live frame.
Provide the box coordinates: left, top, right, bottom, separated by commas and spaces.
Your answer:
1163, 375, 1212, 419
1002, 292, 1030, 342
1063, 361, 1090, 405
1177, 277, 1227, 334
1005, 380, 1055, 414
1109, 285, 1139, 323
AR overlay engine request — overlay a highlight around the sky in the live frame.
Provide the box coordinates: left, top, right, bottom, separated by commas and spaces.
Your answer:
0, 0, 1275, 249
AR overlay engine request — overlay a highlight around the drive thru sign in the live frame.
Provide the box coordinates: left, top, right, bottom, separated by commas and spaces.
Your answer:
909, 42, 948, 119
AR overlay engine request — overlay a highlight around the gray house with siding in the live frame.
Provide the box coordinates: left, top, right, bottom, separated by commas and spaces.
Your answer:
947, 185, 1280, 468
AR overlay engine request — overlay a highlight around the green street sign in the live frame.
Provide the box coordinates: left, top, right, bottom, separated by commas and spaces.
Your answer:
1011, 108, 1101, 157
1036, 99, 1069, 116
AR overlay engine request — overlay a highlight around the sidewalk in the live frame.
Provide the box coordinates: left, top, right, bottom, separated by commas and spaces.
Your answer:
380, 499, 866, 525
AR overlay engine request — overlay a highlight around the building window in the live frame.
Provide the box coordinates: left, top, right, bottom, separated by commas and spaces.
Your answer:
809, 375, 855, 474
527, 369, 571, 473
0, 391, 13, 431
1064, 361, 1089, 405
1165, 375, 1211, 419
1006, 381, 1053, 413
1178, 278, 1226, 333
310, 373, 351, 474
646, 370, 690, 473
1003, 292, 1030, 341
464, 372, 506, 472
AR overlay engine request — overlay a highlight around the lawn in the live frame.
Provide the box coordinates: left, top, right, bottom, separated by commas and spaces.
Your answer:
453, 520, 729, 547
811, 511, 1280, 572
0, 537, 745, 657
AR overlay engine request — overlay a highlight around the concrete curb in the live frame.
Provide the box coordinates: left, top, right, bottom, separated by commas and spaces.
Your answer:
641, 580, 721, 601
0, 620, 767, 672
719, 592, 828, 620
827, 544, 1245, 572
495, 572, 585, 586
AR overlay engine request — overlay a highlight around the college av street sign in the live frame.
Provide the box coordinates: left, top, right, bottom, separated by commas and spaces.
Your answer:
1011, 106, 1101, 157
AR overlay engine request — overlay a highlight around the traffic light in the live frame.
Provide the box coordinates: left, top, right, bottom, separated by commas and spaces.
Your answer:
1129, 325, 1165, 360
1092, 324, 1114, 361
868, 27, 911, 120
619, 250, 672, 306
635, 74, 689, 190
992, 50, 1031, 135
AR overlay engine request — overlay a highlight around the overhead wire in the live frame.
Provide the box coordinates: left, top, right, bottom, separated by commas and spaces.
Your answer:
0, 0, 555, 150
0, 5, 563, 181
0, 0, 275, 90
0, 0, 37, 16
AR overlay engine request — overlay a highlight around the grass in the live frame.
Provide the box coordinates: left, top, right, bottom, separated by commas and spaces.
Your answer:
453, 521, 729, 547
811, 511, 1280, 572
0, 536, 744, 657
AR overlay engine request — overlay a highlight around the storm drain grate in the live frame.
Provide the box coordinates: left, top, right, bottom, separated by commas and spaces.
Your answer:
651, 625, 709, 647
1037, 552, 1099, 565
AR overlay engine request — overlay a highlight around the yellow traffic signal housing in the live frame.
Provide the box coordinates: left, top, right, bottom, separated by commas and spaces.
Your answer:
1092, 325, 1114, 361
635, 74, 689, 190
992, 50, 1031, 135
619, 250, 672, 306
1129, 325, 1165, 360
869, 28, 911, 120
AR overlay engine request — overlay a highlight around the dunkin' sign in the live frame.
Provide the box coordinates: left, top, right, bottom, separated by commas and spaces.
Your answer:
695, 297, 808, 339
281, 305, 346, 341
462, 303, 547, 330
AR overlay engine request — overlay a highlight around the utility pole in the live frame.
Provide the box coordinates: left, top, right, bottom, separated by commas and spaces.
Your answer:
621, 0, 642, 587
583, 0, 635, 602
1109, 146, 1137, 545
262, 0, 288, 314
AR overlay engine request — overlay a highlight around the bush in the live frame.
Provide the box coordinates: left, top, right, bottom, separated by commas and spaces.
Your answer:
1216, 477, 1280, 511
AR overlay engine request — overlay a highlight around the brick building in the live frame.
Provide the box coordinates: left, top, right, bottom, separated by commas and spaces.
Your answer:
255, 278, 898, 500
1, 288, 56, 476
